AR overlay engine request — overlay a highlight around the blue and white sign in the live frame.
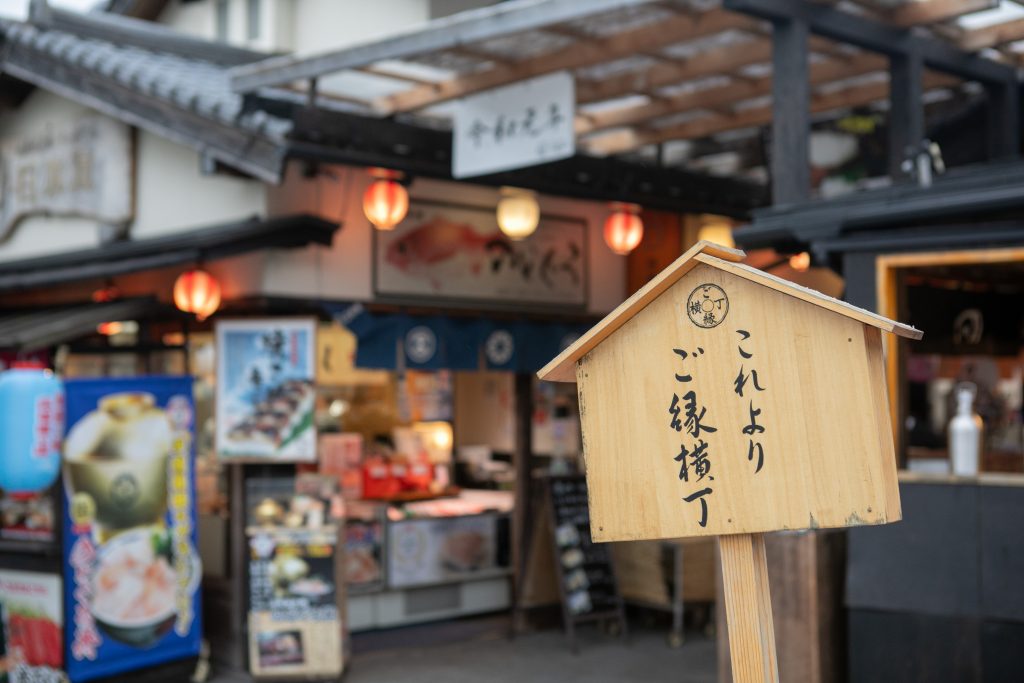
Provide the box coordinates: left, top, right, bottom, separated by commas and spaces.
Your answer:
453, 71, 575, 178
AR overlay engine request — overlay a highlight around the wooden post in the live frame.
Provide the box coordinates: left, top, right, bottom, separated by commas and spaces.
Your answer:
888, 51, 924, 182
770, 17, 810, 205
719, 533, 779, 683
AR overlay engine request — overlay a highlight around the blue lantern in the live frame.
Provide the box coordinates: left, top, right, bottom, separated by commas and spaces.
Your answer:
0, 362, 64, 493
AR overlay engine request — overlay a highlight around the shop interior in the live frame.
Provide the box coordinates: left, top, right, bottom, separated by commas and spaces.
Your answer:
0, 310, 716, 677
880, 253, 1024, 475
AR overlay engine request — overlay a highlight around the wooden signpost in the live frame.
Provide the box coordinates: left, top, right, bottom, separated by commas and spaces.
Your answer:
538, 241, 922, 682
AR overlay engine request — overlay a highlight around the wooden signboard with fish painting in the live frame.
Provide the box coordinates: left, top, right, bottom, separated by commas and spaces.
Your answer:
373, 200, 587, 308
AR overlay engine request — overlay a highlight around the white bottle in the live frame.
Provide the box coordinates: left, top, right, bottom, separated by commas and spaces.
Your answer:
948, 385, 983, 477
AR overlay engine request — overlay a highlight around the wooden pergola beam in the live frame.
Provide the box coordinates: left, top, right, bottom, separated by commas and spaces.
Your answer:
575, 52, 887, 135
585, 72, 959, 155
888, 0, 996, 27
960, 16, 1024, 50
373, 9, 758, 113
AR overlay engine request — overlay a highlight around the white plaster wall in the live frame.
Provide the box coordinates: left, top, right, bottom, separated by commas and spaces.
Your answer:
161, 0, 428, 54
132, 130, 266, 239
160, 0, 213, 38
263, 163, 628, 314
291, 0, 429, 54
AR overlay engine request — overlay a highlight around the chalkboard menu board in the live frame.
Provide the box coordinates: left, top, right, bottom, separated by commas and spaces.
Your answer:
545, 475, 627, 650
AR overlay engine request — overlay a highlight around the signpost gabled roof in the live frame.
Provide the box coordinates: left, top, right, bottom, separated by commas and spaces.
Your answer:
538, 240, 922, 383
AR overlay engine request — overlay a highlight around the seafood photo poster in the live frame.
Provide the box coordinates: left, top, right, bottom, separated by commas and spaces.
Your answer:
0, 570, 62, 683
216, 319, 317, 462
374, 200, 587, 307
61, 377, 201, 683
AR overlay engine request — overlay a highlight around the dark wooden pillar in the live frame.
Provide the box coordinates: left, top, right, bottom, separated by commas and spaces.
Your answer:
888, 51, 924, 182
512, 372, 534, 618
986, 78, 1020, 160
771, 17, 810, 205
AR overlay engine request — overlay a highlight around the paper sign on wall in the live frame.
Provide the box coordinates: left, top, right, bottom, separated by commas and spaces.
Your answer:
452, 71, 575, 178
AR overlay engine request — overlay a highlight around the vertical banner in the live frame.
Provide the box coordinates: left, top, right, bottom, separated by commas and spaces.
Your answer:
0, 570, 63, 683
61, 377, 201, 683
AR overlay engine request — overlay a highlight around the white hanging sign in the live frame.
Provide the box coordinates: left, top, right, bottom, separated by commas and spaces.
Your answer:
452, 71, 575, 179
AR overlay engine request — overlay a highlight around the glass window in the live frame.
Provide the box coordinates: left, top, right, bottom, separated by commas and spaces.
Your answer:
247, 0, 261, 42
215, 0, 230, 42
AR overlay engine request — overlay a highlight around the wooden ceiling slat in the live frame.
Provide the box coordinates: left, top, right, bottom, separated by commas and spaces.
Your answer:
576, 52, 887, 134
373, 8, 758, 113
585, 72, 959, 155
960, 16, 1024, 50
443, 44, 516, 66
887, 0, 997, 27
575, 39, 773, 104
356, 65, 438, 86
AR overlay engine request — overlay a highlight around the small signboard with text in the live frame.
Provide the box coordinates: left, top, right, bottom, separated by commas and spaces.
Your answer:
453, 71, 575, 178
0, 116, 132, 240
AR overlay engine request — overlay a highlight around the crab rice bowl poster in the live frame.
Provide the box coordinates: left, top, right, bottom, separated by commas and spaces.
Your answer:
374, 201, 587, 307
216, 319, 317, 462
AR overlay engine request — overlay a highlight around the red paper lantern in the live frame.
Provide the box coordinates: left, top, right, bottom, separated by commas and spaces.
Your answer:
603, 204, 644, 255
174, 269, 221, 321
363, 177, 409, 230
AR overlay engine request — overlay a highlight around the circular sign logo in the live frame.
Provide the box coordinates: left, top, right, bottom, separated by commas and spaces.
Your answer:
109, 473, 140, 509
405, 326, 437, 364
687, 283, 729, 329
485, 330, 515, 366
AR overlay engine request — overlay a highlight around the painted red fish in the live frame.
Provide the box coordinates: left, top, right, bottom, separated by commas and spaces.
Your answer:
386, 218, 508, 275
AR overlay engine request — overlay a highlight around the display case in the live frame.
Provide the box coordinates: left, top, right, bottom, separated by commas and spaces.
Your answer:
346, 491, 514, 632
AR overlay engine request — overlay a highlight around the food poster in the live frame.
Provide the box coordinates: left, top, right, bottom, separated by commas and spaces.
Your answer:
0, 571, 62, 683
387, 515, 499, 588
247, 528, 343, 678
0, 489, 56, 543
61, 377, 201, 683
343, 506, 384, 594
216, 320, 316, 462
374, 201, 587, 307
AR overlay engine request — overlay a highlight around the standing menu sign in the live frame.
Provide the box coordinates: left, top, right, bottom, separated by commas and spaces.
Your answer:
62, 377, 201, 683
247, 528, 343, 678
545, 475, 626, 650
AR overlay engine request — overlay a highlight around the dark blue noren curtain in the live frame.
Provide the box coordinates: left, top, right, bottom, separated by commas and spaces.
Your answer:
335, 304, 588, 373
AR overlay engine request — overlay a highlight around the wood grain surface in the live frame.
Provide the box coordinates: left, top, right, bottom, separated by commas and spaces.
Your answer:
576, 261, 902, 541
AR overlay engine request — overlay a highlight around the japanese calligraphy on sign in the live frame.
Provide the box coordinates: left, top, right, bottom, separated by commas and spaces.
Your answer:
453, 71, 575, 178
661, 295, 772, 530
0, 116, 132, 239
668, 347, 717, 523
